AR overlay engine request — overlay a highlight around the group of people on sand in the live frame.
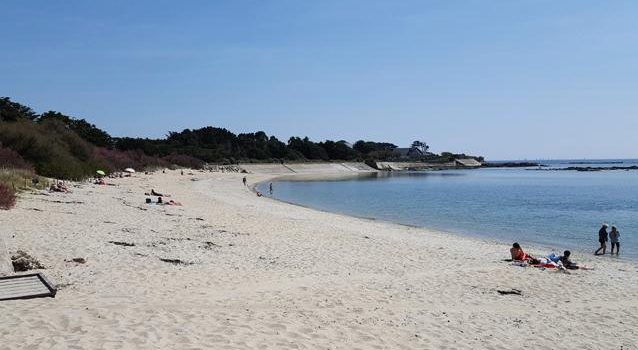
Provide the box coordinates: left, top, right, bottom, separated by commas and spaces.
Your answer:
510, 243, 581, 270
243, 177, 274, 198
49, 180, 69, 193
145, 189, 182, 206
596, 224, 621, 255
509, 223, 623, 270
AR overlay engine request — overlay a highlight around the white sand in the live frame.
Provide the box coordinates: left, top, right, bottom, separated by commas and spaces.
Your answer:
1, 170, 637, 349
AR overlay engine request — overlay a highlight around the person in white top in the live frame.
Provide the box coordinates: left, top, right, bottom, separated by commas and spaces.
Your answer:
609, 225, 620, 255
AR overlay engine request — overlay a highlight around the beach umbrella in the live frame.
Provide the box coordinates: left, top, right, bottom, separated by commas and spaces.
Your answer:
96, 170, 106, 176
124, 168, 136, 173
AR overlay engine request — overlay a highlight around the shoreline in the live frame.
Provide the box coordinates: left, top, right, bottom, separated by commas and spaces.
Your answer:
1, 170, 637, 349
251, 173, 634, 264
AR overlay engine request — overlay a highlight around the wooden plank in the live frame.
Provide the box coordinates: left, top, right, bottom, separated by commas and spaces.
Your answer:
0, 276, 41, 285
0, 281, 47, 289
0, 273, 57, 301
0, 283, 50, 292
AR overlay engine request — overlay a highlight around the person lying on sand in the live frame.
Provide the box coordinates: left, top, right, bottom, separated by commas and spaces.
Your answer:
146, 197, 181, 206
149, 189, 171, 197
49, 181, 69, 193
510, 242, 532, 261
58, 181, 69, 192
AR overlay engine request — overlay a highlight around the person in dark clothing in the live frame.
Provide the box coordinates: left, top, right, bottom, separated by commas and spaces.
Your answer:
242, 176, 247, 186
560, 250, 579, 270
595, 224, 608, 255
269, 183, 273, 195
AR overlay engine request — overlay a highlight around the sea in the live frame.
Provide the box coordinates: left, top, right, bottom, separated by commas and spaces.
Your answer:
257, 159, 638, 260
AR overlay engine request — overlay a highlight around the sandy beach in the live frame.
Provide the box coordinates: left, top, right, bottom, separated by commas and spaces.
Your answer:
1, 169, 637, 350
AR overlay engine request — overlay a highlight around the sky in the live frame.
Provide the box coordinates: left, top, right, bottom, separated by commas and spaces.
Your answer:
1, 0, 637, 160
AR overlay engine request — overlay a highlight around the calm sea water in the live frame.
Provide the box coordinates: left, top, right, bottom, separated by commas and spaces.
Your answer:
257, 160, 638, 260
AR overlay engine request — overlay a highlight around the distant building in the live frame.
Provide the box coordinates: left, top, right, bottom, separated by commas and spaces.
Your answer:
455, 158, 482, 167
394, 147, 424, 158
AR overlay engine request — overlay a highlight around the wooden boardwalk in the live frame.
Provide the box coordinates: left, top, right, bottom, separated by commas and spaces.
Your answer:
0, 273, 57, 301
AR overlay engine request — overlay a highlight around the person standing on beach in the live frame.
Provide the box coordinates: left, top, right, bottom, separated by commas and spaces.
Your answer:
242, 176, 247, 187
595, 224, 609, 255
269, 183, 273, 195
610, 225, 620, 255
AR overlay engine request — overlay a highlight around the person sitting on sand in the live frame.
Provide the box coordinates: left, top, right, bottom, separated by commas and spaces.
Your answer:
595, 224, 608, 255
157, 196, 163, 204
50, 181, 69, 192
151, 189, 164, 196
610, 225, 620, 255
510, 242, 531, 261
61, 181, 69, 191
559, 250, 580, 270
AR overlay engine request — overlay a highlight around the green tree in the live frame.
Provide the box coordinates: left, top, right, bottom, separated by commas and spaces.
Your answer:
411, 140, 429, 153
0, 97, 38, 121
39, 111, 113, 147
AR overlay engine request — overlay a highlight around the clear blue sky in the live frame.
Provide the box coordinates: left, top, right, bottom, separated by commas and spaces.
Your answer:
2, 1, 637, 160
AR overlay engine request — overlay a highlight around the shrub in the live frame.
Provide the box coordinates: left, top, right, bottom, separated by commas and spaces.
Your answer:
0, 167, 47, 210
94, 148, 170, 172
0, 182, 16, 210
0, 145, 32, 170
0, 120, 98, 179
0, 167, 47, 193
162, 153, 205, 169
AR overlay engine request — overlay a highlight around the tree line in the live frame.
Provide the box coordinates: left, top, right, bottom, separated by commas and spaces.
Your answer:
1, 96, 480, 180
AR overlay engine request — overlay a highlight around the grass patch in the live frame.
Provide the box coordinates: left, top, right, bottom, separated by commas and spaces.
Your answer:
0, 168, 49, 210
